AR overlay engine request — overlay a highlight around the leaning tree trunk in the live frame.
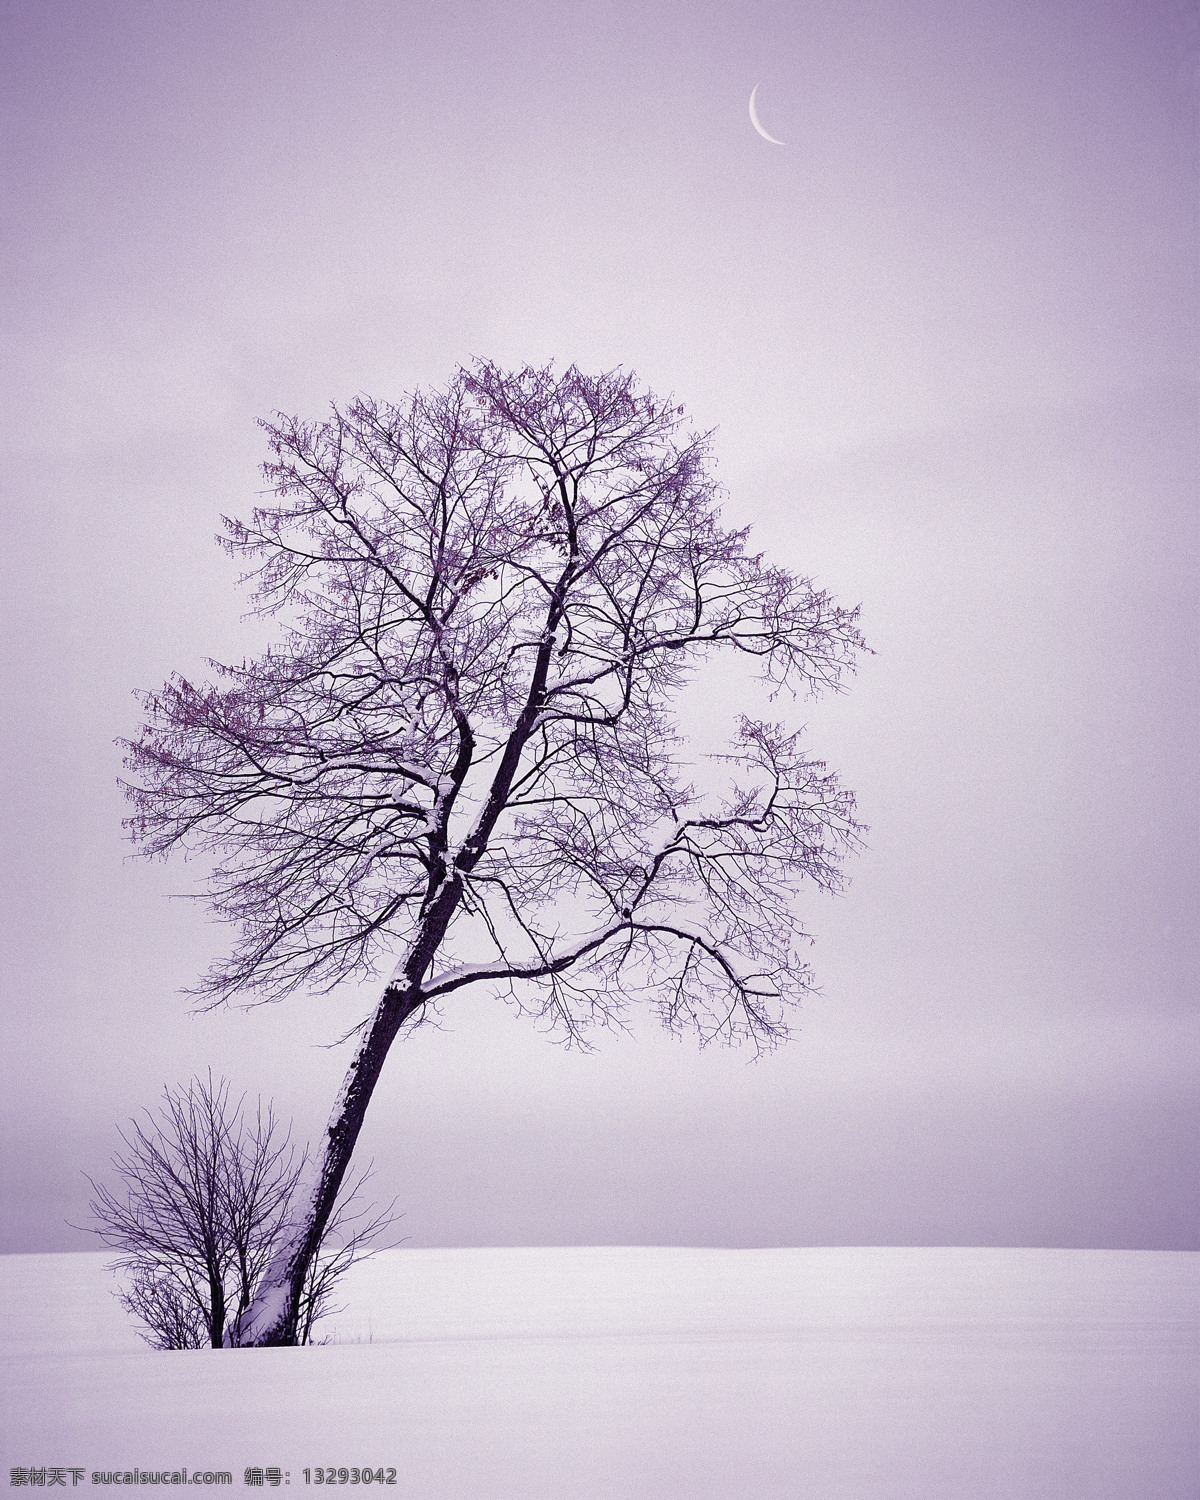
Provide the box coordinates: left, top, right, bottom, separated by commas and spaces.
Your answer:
227, 641, 557, 1346
225, 877, 466, 1346
224, 978, 423, 1344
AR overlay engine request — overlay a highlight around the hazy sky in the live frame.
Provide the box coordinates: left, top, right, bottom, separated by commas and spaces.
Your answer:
1, 0, 1196, 1254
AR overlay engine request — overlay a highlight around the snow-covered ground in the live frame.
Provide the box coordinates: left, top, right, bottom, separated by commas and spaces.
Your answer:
2, 1246, 1196, 1499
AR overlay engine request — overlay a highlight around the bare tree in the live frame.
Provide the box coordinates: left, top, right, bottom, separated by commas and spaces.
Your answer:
85, 1075, 397, 1348
122, 361, 866, 1345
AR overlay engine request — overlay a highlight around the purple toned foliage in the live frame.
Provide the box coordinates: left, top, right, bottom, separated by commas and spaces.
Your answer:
122, 362, 866, 1342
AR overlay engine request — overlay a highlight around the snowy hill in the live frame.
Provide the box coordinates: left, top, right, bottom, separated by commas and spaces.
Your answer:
2, 1246, 1196, 1499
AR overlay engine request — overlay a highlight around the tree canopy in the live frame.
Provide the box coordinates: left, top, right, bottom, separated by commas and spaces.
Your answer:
122, 361, 867, 1342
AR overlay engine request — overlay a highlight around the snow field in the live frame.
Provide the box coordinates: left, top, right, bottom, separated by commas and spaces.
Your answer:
2, 1246, 1196, 1499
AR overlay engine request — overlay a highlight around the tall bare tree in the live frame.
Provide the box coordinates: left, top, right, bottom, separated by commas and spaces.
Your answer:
122, 362, 866, 1344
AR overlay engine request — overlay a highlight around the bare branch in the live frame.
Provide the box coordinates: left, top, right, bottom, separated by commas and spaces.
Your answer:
83, 1076, 394, 1349
120, 362, 866, 1344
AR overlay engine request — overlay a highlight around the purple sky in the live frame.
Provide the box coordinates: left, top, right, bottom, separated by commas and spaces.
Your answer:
1, 0, 1196, 1253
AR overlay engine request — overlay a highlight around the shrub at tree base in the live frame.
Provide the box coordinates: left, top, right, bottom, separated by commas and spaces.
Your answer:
86, 1075, 397, 1349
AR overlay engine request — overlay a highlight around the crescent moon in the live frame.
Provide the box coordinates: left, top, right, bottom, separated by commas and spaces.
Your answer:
748, 84, 785, 146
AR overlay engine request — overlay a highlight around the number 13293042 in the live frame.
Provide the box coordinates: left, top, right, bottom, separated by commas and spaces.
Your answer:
304, 1470, 396, 1486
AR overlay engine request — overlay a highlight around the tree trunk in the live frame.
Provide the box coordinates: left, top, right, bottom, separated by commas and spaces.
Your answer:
208, 1275, 226, 1349
226, 687, 545, 1346
224, 979, 424, 1345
